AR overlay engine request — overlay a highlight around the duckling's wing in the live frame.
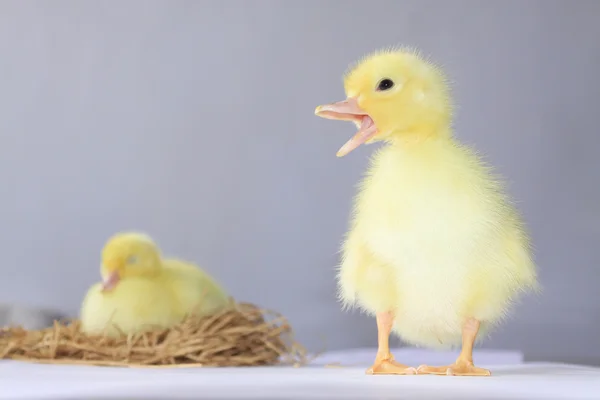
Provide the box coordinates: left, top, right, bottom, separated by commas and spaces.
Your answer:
163, 259, 231, 317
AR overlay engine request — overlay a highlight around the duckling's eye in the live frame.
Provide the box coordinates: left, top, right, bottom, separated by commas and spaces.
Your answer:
126, 255, 138, 264
376, 78, 394, 91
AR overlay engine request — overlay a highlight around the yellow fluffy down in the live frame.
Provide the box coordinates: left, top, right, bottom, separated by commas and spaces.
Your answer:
336, 48, 538, 350
339, 140, 537, 349
80, 233, 230, 337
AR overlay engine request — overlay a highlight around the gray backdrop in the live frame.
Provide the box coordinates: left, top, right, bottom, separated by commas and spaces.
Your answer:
1, 0, 598, 366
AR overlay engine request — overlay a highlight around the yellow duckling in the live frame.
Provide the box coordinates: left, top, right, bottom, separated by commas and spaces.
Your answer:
80, 232, 230, 336
315, 48, 538, 376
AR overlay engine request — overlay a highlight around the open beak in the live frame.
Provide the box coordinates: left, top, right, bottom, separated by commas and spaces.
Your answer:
101, 271, 120, 292
315, 97, 378, 157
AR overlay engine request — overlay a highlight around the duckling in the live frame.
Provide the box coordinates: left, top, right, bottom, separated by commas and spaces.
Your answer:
315, 48, 538, 376
80, 232, 230, 336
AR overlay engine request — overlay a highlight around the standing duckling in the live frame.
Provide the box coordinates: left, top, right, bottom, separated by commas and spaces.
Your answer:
315, 48, 538, 376
80, 232, 230, 336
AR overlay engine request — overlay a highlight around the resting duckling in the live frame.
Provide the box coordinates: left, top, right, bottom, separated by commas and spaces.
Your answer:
80, 232, 230, 336
315, 48, 538, 376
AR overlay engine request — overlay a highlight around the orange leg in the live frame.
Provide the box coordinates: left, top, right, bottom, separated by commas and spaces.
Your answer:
366, 311, 417, 375
417, 318, 491, 376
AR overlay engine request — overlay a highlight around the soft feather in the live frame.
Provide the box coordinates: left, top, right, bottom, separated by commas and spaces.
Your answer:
339, 138, 537, 349
80, 232, 230, 337
316, 48, 538, 362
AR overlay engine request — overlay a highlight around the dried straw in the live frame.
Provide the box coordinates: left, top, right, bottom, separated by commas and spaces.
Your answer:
0, 302, 308, 368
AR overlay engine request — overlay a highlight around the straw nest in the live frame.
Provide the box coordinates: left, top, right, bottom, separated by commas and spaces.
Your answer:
0, 302, 308, 368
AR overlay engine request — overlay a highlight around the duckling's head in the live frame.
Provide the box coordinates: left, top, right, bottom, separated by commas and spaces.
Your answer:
99, 231, 162, 292
315, 47, 452, 157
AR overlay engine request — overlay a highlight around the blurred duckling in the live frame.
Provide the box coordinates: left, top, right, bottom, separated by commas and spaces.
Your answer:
80, 232, 230, 336
315, 48, 538, 376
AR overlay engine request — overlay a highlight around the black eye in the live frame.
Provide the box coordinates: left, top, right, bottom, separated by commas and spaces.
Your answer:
377, 78, 394, 91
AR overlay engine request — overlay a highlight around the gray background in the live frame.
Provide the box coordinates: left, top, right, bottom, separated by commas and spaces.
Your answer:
0, 0, 598, 365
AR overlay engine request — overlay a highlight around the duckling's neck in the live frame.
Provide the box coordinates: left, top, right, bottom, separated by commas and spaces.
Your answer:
388, 125, 454, 148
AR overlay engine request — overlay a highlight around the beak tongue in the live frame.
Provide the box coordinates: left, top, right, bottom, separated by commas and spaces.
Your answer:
314, 98, 378, 157
101, 271, 120, 292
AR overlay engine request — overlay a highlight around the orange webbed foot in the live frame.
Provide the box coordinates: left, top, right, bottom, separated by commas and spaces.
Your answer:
417, 361, 491, 376
366, 354, 417, 375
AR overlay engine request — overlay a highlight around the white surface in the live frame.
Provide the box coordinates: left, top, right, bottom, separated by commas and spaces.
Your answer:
1, 349, 599, 399
310, 347, 524, 367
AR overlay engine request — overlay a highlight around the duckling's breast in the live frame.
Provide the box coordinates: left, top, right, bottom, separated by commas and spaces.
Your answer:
80, 278, 181, 336
355, 143, 501, 267
348, 142, 531, 346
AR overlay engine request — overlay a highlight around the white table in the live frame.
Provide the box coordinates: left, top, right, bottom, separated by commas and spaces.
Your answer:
2, 349, 599, 399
